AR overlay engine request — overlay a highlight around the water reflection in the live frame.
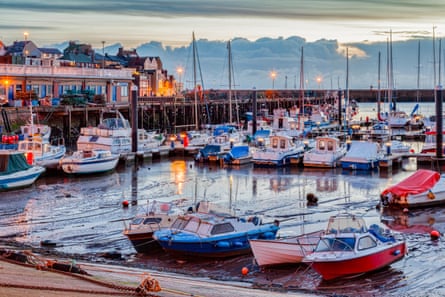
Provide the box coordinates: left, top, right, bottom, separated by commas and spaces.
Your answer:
380, 207, 445, 234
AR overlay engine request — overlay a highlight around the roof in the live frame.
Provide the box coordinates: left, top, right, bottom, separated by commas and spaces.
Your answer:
381, 169, 440, 197
39, 48, 62, 55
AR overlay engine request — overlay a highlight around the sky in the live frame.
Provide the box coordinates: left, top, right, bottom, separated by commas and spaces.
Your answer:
1, 1, 445, 90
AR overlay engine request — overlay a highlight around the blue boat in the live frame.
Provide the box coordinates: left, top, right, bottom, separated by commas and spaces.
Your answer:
0, 150, 45, 190
153, 209, 279, 258
195, 144, 225, 163
223, 145, 252, 165
339, 141, 383, 170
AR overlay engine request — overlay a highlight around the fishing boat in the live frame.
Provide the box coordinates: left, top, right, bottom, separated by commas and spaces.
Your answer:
223, 145, 253, 165
252, 134, 305, 167
303, 136, 346, 168
303, 213, 406, 281
153, 206, 280, 258
17, 133, 66, 169
59, 149, 119, 175
0, 150, 45, 190
380, 169, 445, 209
249, 230, 323, 267
339, 141, 383, 170
123, 200, 186, 253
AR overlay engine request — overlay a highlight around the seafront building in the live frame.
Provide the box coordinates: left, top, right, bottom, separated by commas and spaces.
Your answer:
0, 37, 177, 106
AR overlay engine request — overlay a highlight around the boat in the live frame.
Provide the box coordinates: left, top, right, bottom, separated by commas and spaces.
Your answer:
339, 141, 383, 170
303, 136, 346, 168
17, 133, 66, 169
252, 134, 305, 166
380, 169, 445, 209
249, 230, 323, 267
77, 109, 166, 156
195, 144, 225, 163
0, 150, 45, 190
421, 130, 445, 154
59, 149, 119, 175
369, 122, 390, 140
389, 140, 412, 154
153, 205, 280, 258
223, 145, 253, 165
123, 200, 186, 253
303, 213, 406, 281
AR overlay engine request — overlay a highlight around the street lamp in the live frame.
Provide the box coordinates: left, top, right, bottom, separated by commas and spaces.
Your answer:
24, 32, 29, 41
316, 76, 322, 89
270, 71, 277, 89
176, 66, 183, 93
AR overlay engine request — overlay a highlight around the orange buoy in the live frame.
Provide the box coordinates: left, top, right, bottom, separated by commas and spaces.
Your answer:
431, 230, 440, 240
122, 200, 129, 207
241, 267, 249, 275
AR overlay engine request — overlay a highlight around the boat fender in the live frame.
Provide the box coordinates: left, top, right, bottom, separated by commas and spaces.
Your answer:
427, 190, 435, 200
232, 241, 244, 247
261, 231, 276, 239
216, 241, 231, 248
392, 249, 401, 256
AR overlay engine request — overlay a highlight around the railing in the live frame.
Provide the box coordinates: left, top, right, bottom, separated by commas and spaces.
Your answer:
0, 64, 134, 80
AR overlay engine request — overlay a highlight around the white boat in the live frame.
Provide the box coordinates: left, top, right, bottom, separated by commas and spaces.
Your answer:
339, 141, 384, 170
303, 136, 347, 168
59, 149, 119, 174
17, 134, 66, 169
249, 230, 323, 267
387, 111, 411, 128
389, 140, 411, 154
0, 150, 45, 190
252, 134, 305, 166
77, 109, 166, 156
380, 169, 445, 208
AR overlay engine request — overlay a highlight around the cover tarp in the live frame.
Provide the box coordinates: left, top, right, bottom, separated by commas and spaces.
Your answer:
381, 169, 440, 196
0, 152, 31, 175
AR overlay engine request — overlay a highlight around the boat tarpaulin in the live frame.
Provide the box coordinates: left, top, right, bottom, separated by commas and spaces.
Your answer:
381, 169, 440, 197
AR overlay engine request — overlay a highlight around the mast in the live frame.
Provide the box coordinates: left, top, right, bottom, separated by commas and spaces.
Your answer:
192, 32, 199, 130
344, 47, 349, 134
299, 46, 304, 115
377, 51, 381, 117
417, 41, 420, 102
228, 40, 233, 124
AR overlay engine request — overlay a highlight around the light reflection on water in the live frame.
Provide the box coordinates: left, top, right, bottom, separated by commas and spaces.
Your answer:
0, 156, 444, 295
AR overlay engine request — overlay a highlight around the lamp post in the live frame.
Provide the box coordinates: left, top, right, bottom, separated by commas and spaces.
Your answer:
176, 66, 183, 94
271, 71, 277, 108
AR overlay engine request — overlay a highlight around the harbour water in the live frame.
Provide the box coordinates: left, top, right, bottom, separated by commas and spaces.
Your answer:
0, 101, 444, 296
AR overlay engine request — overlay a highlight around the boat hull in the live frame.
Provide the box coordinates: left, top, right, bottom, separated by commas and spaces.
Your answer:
123, 231, 162, 253
307, 241, 406, 280
0, 166, 45, 190
60, 156, 119, 174
249, 231, 322, 266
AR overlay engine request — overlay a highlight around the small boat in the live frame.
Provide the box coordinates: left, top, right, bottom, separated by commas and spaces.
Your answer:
380, 169, 445, 209
59, 149, 119, 174
389, 140, 412, 154
223, 145, 253, 165
0, 150, 45, 190
249, 230, 323, 267
303, 213, 406, 281
153, 205, 280, 258
123, 200, 186, 253
252, 134, 305, 167
303, 136, 347, 168
17, 134, 66, 169
195, 144, 226, 163
339, 141, 383, 170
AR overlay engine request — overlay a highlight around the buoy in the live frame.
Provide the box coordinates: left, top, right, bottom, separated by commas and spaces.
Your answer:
122, 200, 129, 207
241, 267, 249, 275
431, 230, 440, 240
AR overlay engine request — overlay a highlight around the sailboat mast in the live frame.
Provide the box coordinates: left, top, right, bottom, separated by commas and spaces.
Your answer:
299, 46, 304, 115
417, 41, 420, 102
192, 32, 199, 130
228, 40, 233, 124
344, 47, 349, 133
377, 51, 381, 117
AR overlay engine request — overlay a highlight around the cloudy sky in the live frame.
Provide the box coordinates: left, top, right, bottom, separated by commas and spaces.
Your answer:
1, 1, 445, 90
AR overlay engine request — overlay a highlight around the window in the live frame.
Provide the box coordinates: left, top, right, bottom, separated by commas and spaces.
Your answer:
358, 236, 377, 250
211, 223, 235, 235
319, 140, 325, 150
280, 139, 286, 149
327, 141, 334, 151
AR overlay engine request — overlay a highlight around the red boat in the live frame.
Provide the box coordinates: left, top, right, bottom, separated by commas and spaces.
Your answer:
303, 213, 406, 281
